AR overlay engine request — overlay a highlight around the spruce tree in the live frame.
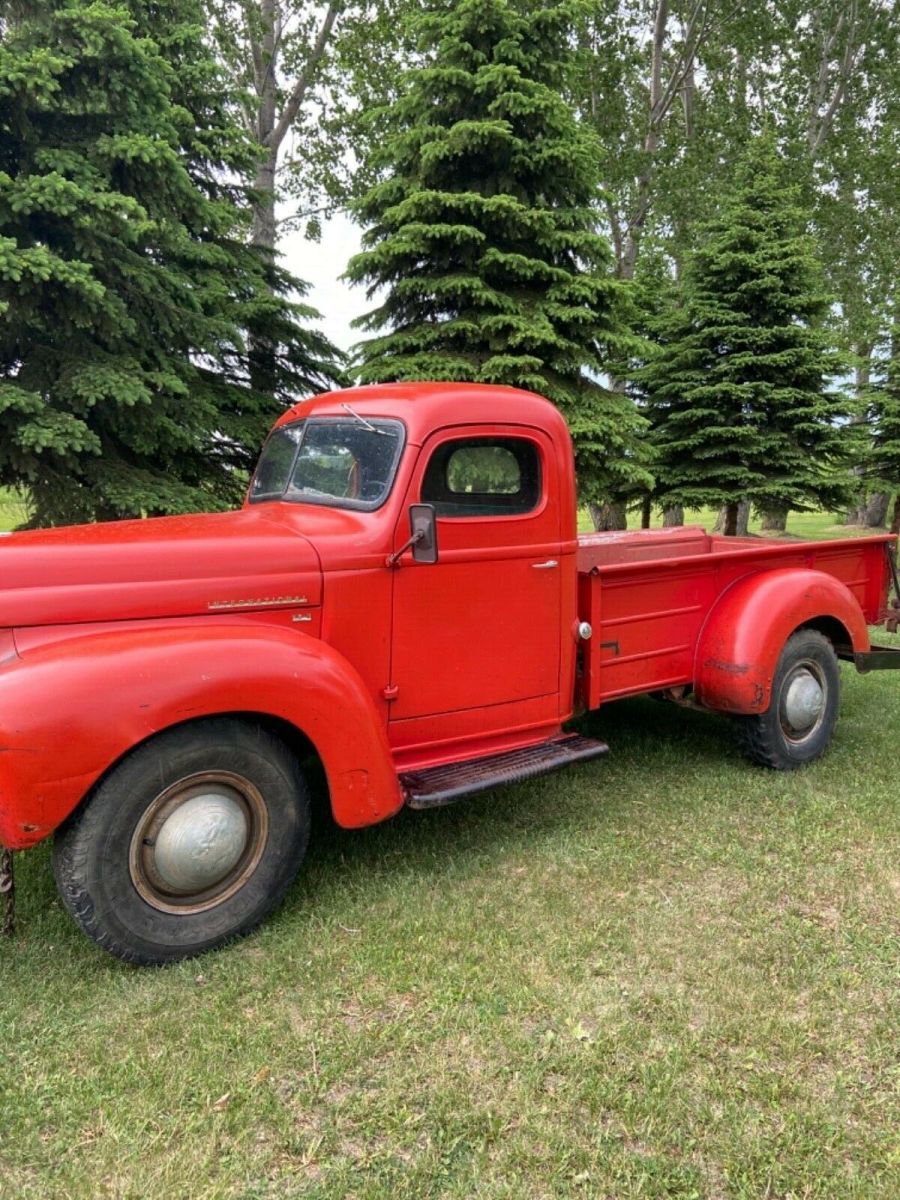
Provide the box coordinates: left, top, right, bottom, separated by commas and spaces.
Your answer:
639, 132, 848, 535
345, 0, 649, 508
0, 0, 341, 526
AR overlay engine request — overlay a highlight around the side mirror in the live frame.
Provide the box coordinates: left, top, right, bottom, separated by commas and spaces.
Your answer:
409, 503, 438, 564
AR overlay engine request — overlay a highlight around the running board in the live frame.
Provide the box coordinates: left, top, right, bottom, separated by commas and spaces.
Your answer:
400, 733, 609, 810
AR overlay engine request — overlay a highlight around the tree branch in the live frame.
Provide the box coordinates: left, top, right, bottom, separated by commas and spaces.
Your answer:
266, 0, 342, 152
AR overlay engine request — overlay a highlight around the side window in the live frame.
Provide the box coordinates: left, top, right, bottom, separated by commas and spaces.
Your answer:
421, 437, 541, 517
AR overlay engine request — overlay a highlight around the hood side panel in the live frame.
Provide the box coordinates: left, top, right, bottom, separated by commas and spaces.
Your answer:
0, 508, 322, 627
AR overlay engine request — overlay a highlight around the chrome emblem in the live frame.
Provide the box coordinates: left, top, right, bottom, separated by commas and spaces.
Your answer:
207, 596, 309, 611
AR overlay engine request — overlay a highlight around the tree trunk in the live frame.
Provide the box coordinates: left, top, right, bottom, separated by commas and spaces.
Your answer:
736, 500, 750, 536
760, 506, 788, 533
252, 149, 279, 254
640, 495, 652, 529
662, 505, 684, 527
891, 494, 900, 535
589, 501, 627, 531
846, 347, 873, 524
864, 491, 889, 528
716, 499, 750, 536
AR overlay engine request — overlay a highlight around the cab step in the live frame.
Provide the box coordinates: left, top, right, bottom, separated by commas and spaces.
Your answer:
400, 733, 609, 810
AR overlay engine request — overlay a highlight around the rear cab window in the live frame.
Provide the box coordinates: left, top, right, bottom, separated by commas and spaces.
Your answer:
421, 437, 541, 517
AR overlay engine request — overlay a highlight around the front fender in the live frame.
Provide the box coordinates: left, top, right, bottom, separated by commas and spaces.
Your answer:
694, 568, 870, 715
0, 623, 402, 849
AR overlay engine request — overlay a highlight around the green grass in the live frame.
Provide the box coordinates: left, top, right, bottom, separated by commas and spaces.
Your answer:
0, 488, 30, 532
1, 633, 898, 1199
1, 493, 898, 1195
578, 505, 895, 539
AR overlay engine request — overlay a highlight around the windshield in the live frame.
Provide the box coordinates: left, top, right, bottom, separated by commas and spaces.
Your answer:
248, 417, 405, 510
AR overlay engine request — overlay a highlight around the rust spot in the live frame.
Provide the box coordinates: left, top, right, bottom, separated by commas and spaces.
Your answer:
703, 658, 751, 675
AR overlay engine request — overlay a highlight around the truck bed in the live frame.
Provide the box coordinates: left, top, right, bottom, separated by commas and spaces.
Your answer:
576, 527, 894, 709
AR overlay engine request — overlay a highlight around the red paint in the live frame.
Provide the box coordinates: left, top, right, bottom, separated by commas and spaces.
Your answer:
0, 383, 894, 850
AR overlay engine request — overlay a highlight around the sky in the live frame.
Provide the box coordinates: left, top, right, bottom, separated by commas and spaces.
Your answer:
280, 210, 367, 355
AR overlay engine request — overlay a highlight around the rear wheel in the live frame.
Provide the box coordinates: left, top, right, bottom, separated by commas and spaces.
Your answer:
735, 630, 840, 770
53, 719, 310, 964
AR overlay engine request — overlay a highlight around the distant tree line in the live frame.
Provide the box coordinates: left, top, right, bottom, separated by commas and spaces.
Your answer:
1, 0, 898, 533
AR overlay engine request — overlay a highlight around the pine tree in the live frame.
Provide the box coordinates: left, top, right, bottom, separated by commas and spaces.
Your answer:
345, 0, 649, 508
0, 0, 341, 526
638, 132, 849, 535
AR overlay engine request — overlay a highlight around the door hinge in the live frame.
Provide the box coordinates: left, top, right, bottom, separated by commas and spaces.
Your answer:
382, 684, 399, 702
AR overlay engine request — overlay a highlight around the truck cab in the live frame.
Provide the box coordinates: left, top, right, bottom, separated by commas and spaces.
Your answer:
249, 383, 580, 764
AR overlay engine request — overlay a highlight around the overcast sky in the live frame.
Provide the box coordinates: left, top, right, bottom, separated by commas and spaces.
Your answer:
280, 211, 367, 356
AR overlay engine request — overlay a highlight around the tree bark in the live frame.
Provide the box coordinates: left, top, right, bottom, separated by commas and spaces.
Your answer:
760, 506, 788, 533
662, 505, 684, 527
640, 495, 652, 529
252, 149, 279, 253
715, 499, 750, 536
891, 494, 900, 535
252, 0, 279, 254
846, 345, 873, 524
589, 501, 628, 531
864, 491, 889, 528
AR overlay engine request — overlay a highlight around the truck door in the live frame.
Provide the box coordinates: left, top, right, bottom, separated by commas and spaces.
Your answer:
388, 426, 562, 723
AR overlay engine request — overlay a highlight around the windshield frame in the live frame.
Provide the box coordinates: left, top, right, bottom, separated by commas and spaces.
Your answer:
248, 416, 407, 512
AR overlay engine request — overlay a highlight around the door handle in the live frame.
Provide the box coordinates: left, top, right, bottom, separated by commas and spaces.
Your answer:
532, 559, 559, 570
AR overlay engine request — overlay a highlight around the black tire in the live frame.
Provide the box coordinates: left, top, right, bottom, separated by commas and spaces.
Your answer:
52, 719, 310, 965
734, 629, 840, 770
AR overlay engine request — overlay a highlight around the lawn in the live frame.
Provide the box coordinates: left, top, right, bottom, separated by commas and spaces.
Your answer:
0, 487, 30, 531
577, 504, 896, 540
1, 499, 898, 1198
1, 680, 898, 1197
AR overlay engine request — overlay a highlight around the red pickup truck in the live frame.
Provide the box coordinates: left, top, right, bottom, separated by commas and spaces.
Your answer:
1, 383, 898, 963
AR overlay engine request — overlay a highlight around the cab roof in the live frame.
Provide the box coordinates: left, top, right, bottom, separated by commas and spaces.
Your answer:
273, 382, 570, 447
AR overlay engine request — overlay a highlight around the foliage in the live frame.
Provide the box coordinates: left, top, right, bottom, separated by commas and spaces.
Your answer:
638, 132, 850, 523
346, 0, 649, 505
0, 0, 341, 526
208, 0, 416, 248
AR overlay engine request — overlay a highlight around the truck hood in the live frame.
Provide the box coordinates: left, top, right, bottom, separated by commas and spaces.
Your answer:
0, 507, 322, 628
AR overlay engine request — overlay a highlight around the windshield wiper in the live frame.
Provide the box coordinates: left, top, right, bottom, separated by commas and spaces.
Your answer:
340, 403, 389, 434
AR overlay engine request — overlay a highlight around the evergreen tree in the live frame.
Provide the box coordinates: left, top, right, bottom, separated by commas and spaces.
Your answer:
345, 0, 649, 509
638, 132, 849, 535
0, 0, 341, 526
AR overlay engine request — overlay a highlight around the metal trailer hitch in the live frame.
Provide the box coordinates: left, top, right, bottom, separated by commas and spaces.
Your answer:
1, 848, 13, 938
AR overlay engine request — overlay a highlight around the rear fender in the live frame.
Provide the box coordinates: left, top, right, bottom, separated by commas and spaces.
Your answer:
694, 568, 870, 715
0, 624, 402, 849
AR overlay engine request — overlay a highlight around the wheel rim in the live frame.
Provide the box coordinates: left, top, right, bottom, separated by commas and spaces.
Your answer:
129, 771, 269, 914
779, 660, 827, 744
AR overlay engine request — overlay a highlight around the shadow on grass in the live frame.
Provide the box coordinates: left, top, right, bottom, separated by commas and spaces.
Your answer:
293, 695, 743, 895
10, 675, 887, 966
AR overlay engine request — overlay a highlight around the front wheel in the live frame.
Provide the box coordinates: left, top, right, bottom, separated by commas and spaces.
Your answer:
53, 719, 310, 964
734, 630, 840, 770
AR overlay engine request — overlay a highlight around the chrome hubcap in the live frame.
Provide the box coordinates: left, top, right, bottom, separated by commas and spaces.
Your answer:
154, 792, 248, 892
780, 664, 826, 740
129, 772, 268, 914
